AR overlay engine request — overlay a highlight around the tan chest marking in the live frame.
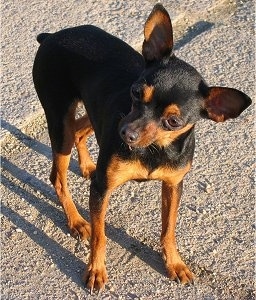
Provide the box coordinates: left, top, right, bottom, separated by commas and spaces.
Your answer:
107, 156, 191, 191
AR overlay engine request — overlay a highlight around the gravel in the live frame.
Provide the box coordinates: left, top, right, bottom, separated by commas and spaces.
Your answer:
1, 1, 255, 299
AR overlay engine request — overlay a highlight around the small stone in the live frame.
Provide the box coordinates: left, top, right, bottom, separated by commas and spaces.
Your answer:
109, 286, 115, 292
33, 230, 38, 235
205, 184, 213, 193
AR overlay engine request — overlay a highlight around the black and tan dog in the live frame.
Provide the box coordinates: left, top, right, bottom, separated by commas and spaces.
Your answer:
33, 4, 251, 292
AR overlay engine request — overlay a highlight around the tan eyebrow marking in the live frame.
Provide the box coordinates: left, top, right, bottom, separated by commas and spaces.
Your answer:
143, 85, 155, 103
163, 104, 181, 116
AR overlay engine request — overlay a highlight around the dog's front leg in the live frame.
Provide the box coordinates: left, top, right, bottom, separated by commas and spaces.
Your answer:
161, 181, 194, 284
84, 179, 109, 293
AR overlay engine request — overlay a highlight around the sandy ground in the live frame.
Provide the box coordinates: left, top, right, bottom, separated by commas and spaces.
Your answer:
1, 0, 255, 299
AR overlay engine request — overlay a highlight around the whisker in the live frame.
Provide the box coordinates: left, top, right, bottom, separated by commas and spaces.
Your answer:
119, 112, 126, 119
150, 143, 160, 155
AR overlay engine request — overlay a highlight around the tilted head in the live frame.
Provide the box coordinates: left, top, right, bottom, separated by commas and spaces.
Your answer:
119, 4, 251, 148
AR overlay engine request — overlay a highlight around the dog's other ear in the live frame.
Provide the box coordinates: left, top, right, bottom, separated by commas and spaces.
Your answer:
142, 4, 173, 62
202, 86, 252, 122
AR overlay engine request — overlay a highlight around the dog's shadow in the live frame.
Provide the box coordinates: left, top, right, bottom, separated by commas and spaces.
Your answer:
174, 21, 215, 51
1, 120, 166, 288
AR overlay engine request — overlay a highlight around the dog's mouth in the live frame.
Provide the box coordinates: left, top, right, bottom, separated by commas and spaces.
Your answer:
128, 145, 135, 151
126, 140, 153, 151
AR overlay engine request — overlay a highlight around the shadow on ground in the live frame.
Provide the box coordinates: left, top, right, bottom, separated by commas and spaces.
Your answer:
174, 21, 214, 50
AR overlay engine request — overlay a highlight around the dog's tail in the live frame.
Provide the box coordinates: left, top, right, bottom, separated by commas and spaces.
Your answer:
36, 33, 51, 44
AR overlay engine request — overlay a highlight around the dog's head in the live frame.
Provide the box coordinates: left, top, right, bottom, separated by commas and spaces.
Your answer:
119, 4, 251, 148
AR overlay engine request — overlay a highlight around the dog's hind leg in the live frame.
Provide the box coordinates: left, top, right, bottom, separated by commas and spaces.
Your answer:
47, 102, 91, 240
75, 114, 96, 179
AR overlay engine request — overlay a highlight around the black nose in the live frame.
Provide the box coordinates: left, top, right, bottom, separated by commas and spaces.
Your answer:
120, 125, 139, 143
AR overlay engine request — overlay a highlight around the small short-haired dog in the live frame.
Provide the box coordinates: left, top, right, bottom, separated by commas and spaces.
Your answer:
33, 4, 251, 292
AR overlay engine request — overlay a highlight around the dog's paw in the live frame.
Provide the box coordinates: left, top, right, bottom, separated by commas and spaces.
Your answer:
166, 261, 194, 284
84, 264, 108, 293
80, 163, 96, 179
68, 216, 91, 240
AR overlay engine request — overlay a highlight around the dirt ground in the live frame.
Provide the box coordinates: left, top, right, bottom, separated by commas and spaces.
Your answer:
1, 0, 255, 299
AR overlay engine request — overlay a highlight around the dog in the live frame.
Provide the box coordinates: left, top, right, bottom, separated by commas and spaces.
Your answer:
33, 4, 251, 293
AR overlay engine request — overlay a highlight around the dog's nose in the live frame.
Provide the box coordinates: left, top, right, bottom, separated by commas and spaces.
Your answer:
120, 125, 139, 143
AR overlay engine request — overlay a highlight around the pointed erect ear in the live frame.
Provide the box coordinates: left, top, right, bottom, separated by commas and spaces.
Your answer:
142, 4, 173, 62
203, 87, 252, 122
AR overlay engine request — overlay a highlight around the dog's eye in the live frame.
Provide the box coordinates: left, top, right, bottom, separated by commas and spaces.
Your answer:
130, 85, 141, 100
162, 116, 183, 130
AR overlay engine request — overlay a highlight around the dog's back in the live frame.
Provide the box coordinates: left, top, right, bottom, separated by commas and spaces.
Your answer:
33, 25, 144, 145
33, 25, 143, 113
